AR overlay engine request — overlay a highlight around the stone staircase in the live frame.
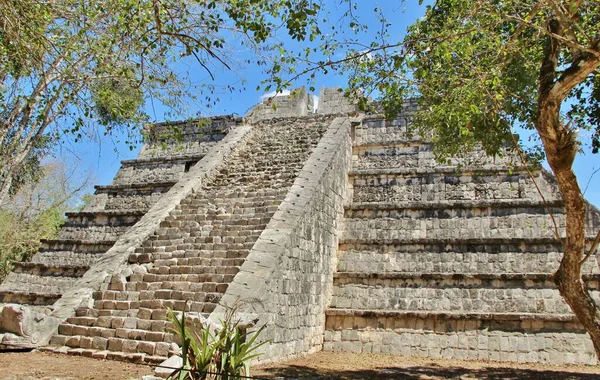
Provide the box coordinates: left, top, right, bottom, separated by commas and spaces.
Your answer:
0, 119, 232, 318
44, 117, 329, 363
324, 114, 600, 364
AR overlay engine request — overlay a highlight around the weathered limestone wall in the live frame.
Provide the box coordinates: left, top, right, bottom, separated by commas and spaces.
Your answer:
324, 111, 600, 365
337, 240, 600, 274
316, 87, 357, 115
324, 311, 592, 364
211, 116, 353, 362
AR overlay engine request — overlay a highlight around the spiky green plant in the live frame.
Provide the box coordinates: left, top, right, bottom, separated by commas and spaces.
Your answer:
167, 307, 266, 380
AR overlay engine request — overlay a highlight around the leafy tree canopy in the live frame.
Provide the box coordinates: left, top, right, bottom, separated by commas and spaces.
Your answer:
0, 160, 91, 279
0, 0, 323, 203
338, 0, 600, 162
315, 0, 600, 359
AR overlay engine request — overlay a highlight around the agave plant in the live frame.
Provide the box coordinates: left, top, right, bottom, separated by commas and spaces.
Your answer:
167, 307, 267, 380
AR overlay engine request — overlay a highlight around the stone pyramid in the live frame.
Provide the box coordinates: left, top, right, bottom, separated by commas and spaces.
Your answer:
1, 87, 599, 366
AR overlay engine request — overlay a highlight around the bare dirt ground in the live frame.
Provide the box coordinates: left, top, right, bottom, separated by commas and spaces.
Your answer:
1, 350, 600, 379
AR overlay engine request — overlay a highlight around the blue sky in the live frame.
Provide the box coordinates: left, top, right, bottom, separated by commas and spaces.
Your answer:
58, 1, 600, 208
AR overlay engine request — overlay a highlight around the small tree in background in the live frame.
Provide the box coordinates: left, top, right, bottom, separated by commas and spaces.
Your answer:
0, 160, 91, 279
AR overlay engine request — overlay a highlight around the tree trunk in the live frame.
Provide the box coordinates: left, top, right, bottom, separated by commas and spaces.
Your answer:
553, 166, 600, 359
0, 174, 12, 206
537, 100, 600, 359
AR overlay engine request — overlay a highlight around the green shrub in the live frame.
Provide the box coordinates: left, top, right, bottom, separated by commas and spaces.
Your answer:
167, 307, 267, 380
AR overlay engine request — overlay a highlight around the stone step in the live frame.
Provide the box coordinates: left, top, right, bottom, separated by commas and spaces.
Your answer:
0, 290, 61, 305
135, 242, 255, 256
187, 190, 288, 202
350, 168, 560, 204
323, 309, 594, 364
337, 239, 599, 274
146, 264, 241, 276
142, 236, 260, 251
131, 272, 236, 287
49, 331, 174, 361
160, 212, 273, 225
93, 296, 218, 314
129, 249, 249, 264
41, 345, 166, 365
177, 201, 281, 214
330, 272, 600, 314
151, 257, 245, 268
148, 227, 266, 241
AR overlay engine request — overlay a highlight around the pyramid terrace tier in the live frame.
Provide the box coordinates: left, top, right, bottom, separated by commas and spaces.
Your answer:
0, 290, 62, 306
110, 155, 203, 186
350, 168, 561, 204
352, 141, 519, 171
94, 181, 178, 193
323, 309, 595, 365
58, 211, 143, 241
337, 238, 600, 274
38, 239, 116, 254
329, 272, 600, 314
34, 250, 111, 267
94, 184, 176, 211
342, 210, 582, 242
0, 262, 88, 305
